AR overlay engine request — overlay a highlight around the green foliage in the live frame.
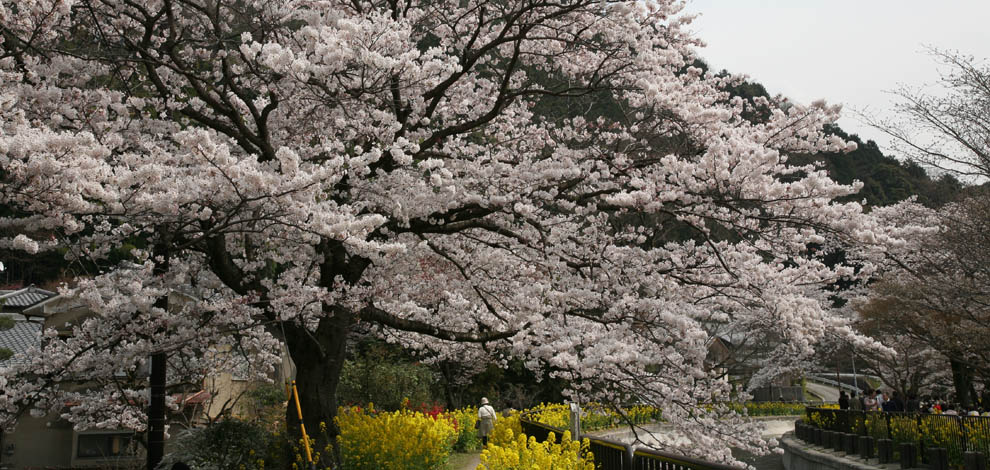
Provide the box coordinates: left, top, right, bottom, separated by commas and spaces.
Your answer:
337, 339, 437, 411
447, 407, 480, 452
158, 420, 287, 470
243, 383, 288, 425
795, 128, 963, 208
0, 315, 14, 331
0, 348, 12, 361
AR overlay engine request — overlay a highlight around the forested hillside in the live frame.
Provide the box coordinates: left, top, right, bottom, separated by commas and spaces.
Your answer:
723, 76, 963, 208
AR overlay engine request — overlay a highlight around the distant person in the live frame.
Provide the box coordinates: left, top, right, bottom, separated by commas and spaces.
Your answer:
850, 391, 863, 411
882, 396, 895, 411
876, 389, 886, 410
891, 391, 905, 412
931, 399, 943, 414
864, 389, 878, 411
478, 397, 497, 446
905, 394, 920, 413
838, 391, 850, 410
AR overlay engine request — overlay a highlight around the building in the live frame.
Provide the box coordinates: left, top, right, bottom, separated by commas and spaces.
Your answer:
0, 289, 290, 469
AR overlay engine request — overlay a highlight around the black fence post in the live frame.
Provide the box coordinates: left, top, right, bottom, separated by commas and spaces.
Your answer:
844, 433, 857, 455
928, 447, 949, 470
899, 442, 917, 469
860, 436, 874, 460
964, 452, 987, 470
878, 439, 893, 464
833, 432, 844, 452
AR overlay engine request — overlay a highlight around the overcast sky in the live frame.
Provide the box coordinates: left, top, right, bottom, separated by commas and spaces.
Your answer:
684, 0, 990, 156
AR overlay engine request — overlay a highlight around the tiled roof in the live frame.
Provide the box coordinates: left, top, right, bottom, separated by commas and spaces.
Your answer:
0, 320, 41, 367
0, 286, 57, 310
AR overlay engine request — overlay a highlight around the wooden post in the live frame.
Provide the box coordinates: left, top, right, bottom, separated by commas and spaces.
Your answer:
568, 402, 581, 441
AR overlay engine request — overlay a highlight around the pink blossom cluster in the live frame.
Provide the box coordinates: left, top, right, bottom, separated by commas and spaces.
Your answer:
0, 0, 912, 461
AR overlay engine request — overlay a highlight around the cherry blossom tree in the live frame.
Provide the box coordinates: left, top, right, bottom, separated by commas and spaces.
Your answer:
0, 0, 902, 466
854, 295, 953, 398
861, 52, 990, 408
859, 193, 990, 407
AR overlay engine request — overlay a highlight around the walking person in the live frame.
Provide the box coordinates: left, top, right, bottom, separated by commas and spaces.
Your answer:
478, 397, 497, 447
850, 391, 863, 411
839, 391, 850, 410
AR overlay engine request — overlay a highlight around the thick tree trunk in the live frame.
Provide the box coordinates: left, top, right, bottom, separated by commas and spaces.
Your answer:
284, 315, 351, 468
949, 357, 974, 408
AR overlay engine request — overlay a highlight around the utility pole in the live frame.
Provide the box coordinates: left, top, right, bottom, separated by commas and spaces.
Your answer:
852, 353, 859, 392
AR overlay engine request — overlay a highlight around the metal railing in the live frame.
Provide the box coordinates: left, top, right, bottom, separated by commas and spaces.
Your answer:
804, 375, 863, 393
805, 407, 990, 467
519, 414, 738, 470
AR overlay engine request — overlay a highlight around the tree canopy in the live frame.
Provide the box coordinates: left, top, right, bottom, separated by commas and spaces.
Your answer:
0, 0, 905, 465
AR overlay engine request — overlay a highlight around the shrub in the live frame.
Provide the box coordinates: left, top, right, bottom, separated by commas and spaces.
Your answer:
480, 430, 595, 470
738, 402, 807, 416
158, 419, 280, 470
447, 406, 480, 452
528, 402, 662, 432
337, 342, 438, 411
336, 405, 457, 470
490, 413, 523, 447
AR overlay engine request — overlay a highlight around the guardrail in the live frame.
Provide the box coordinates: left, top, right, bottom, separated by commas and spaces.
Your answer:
803, 406, 990, 469
519, 414, 738, 470
804, 375, 863, 393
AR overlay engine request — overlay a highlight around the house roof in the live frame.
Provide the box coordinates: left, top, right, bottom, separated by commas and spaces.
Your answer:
174, 390, 212, 406
0, 320, 41, 367
0, 286, 57, 310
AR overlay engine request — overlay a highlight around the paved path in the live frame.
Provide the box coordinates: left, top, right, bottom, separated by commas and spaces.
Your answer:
805, 382, 840, 402
455, 451, 481, 470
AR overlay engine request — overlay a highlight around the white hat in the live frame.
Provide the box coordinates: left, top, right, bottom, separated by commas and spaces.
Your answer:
481, 397, 489, 405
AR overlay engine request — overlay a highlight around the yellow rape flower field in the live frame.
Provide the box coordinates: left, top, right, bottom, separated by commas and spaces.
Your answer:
334, 401, 814, 469
336, 405, 458, 470
480, 414, 594, 470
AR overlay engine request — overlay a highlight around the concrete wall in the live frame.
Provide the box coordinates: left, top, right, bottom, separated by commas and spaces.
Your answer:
780, 433, 895, 470
1, 412, 143, 469
1, 413, 74, 468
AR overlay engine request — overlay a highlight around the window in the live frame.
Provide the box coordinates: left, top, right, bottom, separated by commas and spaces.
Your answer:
77, 433, 136, 458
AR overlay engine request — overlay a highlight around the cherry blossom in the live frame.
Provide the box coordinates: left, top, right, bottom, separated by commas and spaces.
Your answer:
0, 0, 907, 464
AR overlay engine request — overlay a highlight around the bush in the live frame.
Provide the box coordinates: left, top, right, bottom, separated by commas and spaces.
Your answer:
158, 420, 280, 470
480, 429, 595, 470
738, 402, 807, 416
490, 412, 523, 447
447, 407, 480, 452
336, 405, 457, 470
337, 344, 437, 411
528, 402, 662, 432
